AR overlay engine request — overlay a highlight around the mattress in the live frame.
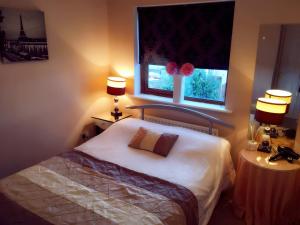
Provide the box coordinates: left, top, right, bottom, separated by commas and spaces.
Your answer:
75, 118, 235, 225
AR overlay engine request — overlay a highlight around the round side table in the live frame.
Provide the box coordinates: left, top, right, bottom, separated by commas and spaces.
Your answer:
233, 149, 300, 225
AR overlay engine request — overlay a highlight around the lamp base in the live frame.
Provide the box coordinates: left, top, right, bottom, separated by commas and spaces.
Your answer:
111, 111, 122, 120
263, 126, 278, 138
111, 96, 122, 120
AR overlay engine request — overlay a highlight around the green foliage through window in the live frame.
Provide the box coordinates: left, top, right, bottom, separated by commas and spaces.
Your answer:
148, 64, 227, 103
184, 69, 227, 102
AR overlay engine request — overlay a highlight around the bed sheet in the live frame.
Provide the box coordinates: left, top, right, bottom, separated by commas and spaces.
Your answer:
75, 118, 235, 225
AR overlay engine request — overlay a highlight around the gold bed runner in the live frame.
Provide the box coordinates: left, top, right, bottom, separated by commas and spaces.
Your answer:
4, 165, 164, 225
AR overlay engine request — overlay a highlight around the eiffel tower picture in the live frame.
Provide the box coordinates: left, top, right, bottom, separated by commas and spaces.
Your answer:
18, 15, 27, 41
0, 7, 48, 63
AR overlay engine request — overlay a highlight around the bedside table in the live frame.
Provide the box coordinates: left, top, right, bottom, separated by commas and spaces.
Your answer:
233, 150, 300, 225
270, 136, 295, 149
92, 113, 132, 133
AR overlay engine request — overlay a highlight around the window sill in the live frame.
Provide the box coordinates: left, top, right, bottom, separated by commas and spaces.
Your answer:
130, 94, 232, 114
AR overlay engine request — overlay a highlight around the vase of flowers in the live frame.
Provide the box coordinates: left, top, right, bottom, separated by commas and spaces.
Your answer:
166, 62, 194, 103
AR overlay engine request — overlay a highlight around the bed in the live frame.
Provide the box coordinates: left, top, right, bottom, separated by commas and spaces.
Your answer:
0, 104, 235, 225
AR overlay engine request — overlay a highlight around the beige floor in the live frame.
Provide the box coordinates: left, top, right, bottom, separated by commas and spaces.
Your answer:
208, 194, 246, 225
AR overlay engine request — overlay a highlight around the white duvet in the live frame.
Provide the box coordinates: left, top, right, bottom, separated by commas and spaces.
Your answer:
75, 118, 235, 225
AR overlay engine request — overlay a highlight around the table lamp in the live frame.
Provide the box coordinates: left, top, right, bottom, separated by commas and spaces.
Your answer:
255, 97, 287, 152
107, 76, 126, 120
265, 89, 292, 113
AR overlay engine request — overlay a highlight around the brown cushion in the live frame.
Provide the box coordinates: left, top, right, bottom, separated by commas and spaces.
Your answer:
128, 127, 179, 157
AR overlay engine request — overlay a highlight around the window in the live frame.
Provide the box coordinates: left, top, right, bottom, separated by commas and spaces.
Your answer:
137, 1, 235, 105
148, 64, 173, 92
184, 68, 228, 103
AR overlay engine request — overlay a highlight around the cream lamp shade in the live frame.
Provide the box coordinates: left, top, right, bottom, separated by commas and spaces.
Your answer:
265, 89, 292, 113
107, 76, 126, 96
255, 97, 287, 125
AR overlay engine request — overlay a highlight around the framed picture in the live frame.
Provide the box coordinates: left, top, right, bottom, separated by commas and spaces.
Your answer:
0, 7, 48, 63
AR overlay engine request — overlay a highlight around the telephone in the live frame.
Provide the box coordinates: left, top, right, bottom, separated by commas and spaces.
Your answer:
269, 146, 300, 163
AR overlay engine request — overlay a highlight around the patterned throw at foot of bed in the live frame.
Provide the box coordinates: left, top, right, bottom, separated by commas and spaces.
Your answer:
0, 151, 198, 225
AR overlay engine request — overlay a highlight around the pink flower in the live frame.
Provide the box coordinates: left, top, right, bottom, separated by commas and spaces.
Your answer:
180, 63, 194, 76
166, 62, 178, 75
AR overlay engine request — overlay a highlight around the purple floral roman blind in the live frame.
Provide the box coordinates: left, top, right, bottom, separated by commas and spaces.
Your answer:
137, 1, 235, 70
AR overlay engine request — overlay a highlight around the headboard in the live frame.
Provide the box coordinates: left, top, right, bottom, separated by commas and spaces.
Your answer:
126, 104, 234, 135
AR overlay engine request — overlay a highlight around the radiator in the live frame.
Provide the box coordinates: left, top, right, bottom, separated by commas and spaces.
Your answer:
144, 115, 219, 136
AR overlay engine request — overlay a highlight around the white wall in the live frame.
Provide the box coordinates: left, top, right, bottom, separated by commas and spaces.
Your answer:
0, 0, 110, 177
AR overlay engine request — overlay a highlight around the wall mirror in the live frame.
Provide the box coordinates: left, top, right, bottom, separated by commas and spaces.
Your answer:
249, 24, 300, 151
